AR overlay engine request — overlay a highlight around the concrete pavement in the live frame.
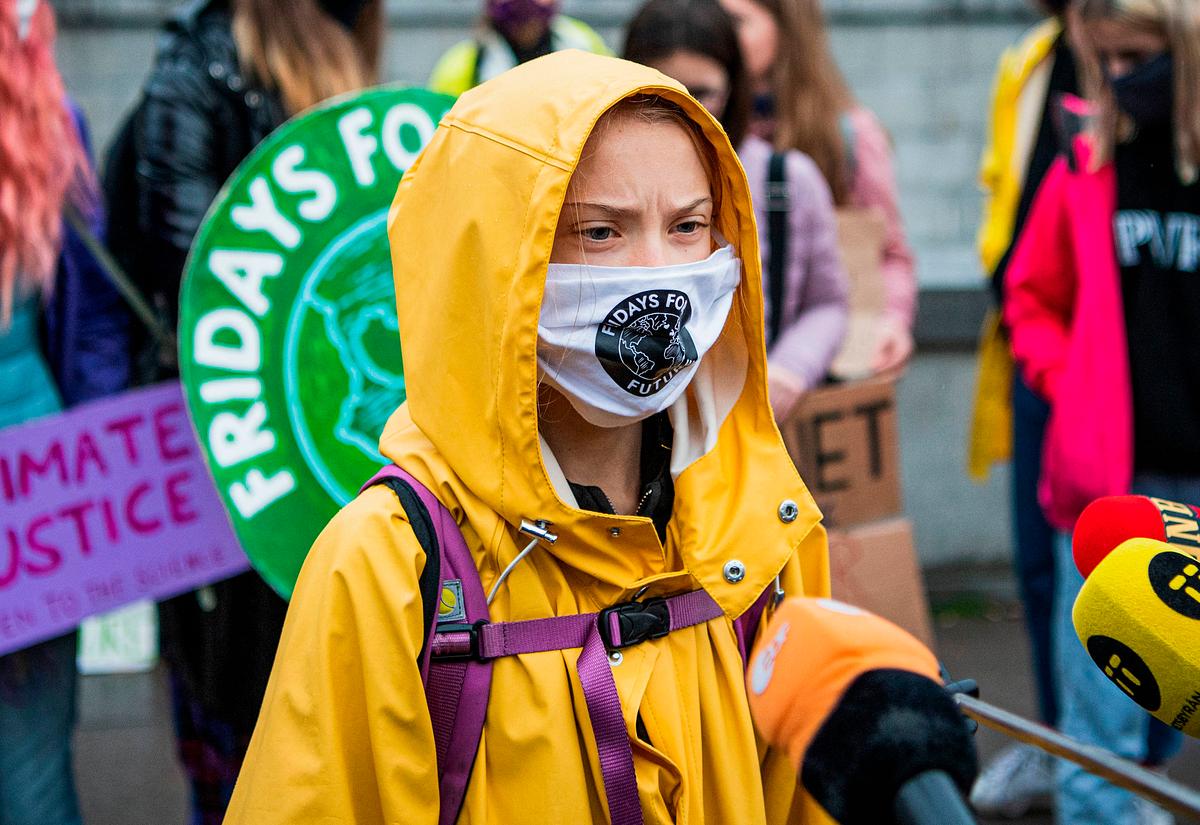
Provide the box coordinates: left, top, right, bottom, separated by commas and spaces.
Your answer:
71, 581, 1200, 824
938, 601, 1200, 825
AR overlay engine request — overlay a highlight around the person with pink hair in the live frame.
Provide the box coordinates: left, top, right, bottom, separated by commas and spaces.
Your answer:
0, 2, 130, 822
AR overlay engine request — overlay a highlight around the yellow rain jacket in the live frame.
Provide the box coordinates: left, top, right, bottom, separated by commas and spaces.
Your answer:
225, 51, 832, 825
967, 19, 1062, 481
429, 15, 612, 98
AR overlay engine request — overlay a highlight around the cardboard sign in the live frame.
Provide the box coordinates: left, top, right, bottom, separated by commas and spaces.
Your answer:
830, 207, 887, 380
780, 376, 901, 528
828, 518, 934, 648
0, 383, 247, 656
178, 87, 455, 598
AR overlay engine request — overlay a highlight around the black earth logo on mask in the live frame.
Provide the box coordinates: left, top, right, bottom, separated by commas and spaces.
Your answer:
595, 289, 698, 397
1085, 635, 1162, 712
1148, 551, 1200, 621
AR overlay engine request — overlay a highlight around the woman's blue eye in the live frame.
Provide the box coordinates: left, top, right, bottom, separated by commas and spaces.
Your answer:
677, 221, 703, 234
583, 227, 613, 241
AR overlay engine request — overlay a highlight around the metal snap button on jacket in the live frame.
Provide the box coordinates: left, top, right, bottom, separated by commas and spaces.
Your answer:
778, 500, 799, 523
723, 560, 746, 583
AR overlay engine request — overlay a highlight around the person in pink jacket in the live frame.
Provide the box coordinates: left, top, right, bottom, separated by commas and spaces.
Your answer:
1003, 1, 1200, 822
624, 0, 849, 420
719, 0, 917, 374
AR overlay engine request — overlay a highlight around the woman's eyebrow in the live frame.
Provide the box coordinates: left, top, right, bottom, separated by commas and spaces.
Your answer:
673, 196, 713, 213
560, 196, 712, 220
561, 201, 639, 219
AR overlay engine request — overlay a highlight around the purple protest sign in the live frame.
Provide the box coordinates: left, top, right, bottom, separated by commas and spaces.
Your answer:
0, 382, 248, 655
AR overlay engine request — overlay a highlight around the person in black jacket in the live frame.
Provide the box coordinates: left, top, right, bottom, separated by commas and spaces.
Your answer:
105, 1, 382, 821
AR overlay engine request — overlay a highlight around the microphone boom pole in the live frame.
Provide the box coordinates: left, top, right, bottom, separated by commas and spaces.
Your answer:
954, 694, 1200, 819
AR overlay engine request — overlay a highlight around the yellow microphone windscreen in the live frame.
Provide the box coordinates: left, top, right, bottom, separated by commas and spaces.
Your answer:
1073, 537, 1200, 735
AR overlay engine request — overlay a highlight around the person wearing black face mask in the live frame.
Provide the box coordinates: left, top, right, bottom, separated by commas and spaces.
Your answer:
1003, 2, 1200, 823
101, 1, 381, 821
1111, 51, 1175, 126
1087, 12, 1199, 520
428, 0, 611, 97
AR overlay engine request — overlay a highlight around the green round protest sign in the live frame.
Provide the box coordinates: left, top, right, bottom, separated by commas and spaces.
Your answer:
179, 87, 454, 598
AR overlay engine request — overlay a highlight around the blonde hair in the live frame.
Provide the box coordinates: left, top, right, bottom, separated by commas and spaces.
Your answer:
750, 0, 855, 204
232, 0, 382, 115
1070, 0, 1200, 180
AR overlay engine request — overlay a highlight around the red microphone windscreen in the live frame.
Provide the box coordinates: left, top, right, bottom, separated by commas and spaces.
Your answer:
1074, 496, 1200, 578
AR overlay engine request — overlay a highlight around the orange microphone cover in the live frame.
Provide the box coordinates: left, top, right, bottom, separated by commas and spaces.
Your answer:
746, 597, 940, 771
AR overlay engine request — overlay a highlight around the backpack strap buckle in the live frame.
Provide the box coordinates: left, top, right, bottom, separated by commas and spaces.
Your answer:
430, 620, 491, 662
599, 597, 670, 650
765, 180, 790, 213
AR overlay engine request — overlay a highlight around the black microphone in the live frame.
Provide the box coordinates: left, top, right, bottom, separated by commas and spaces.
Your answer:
746, 597, 978, 824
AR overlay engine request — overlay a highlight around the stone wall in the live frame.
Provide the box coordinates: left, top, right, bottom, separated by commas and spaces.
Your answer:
49, 0, 1029, 565
53, 0, 1038, 24
52, 0, 1040, 292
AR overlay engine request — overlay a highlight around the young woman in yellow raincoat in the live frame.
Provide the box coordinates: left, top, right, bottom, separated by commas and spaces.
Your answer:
225, 50, 832, 824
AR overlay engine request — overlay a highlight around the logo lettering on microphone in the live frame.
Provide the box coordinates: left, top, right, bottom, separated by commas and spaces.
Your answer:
1150, 498, 1200, 549
1147, 551, 1200, 621
750, 621, 790, 695
1170, 691, 1200, 731
1085, 635, 1162, 711
595, 290, 698, 397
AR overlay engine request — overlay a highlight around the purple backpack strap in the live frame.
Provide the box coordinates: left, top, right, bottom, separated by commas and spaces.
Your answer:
733, 586, 776, 662
362, 465, 759, 825
360, 466, 492, 825
433, 588, 726, 825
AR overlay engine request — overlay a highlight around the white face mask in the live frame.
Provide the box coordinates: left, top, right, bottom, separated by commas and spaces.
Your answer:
537, 245, 741, 427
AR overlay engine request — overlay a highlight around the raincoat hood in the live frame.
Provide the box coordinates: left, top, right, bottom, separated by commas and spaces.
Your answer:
383, 50, 826, 617
226, 52, 835, 825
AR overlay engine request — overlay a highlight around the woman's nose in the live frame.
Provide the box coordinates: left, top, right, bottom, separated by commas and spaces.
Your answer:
626, 237, 672, 268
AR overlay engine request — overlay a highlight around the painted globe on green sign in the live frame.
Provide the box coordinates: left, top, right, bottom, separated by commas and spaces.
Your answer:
286, 210, 400, 504
179, 87, 454, 598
